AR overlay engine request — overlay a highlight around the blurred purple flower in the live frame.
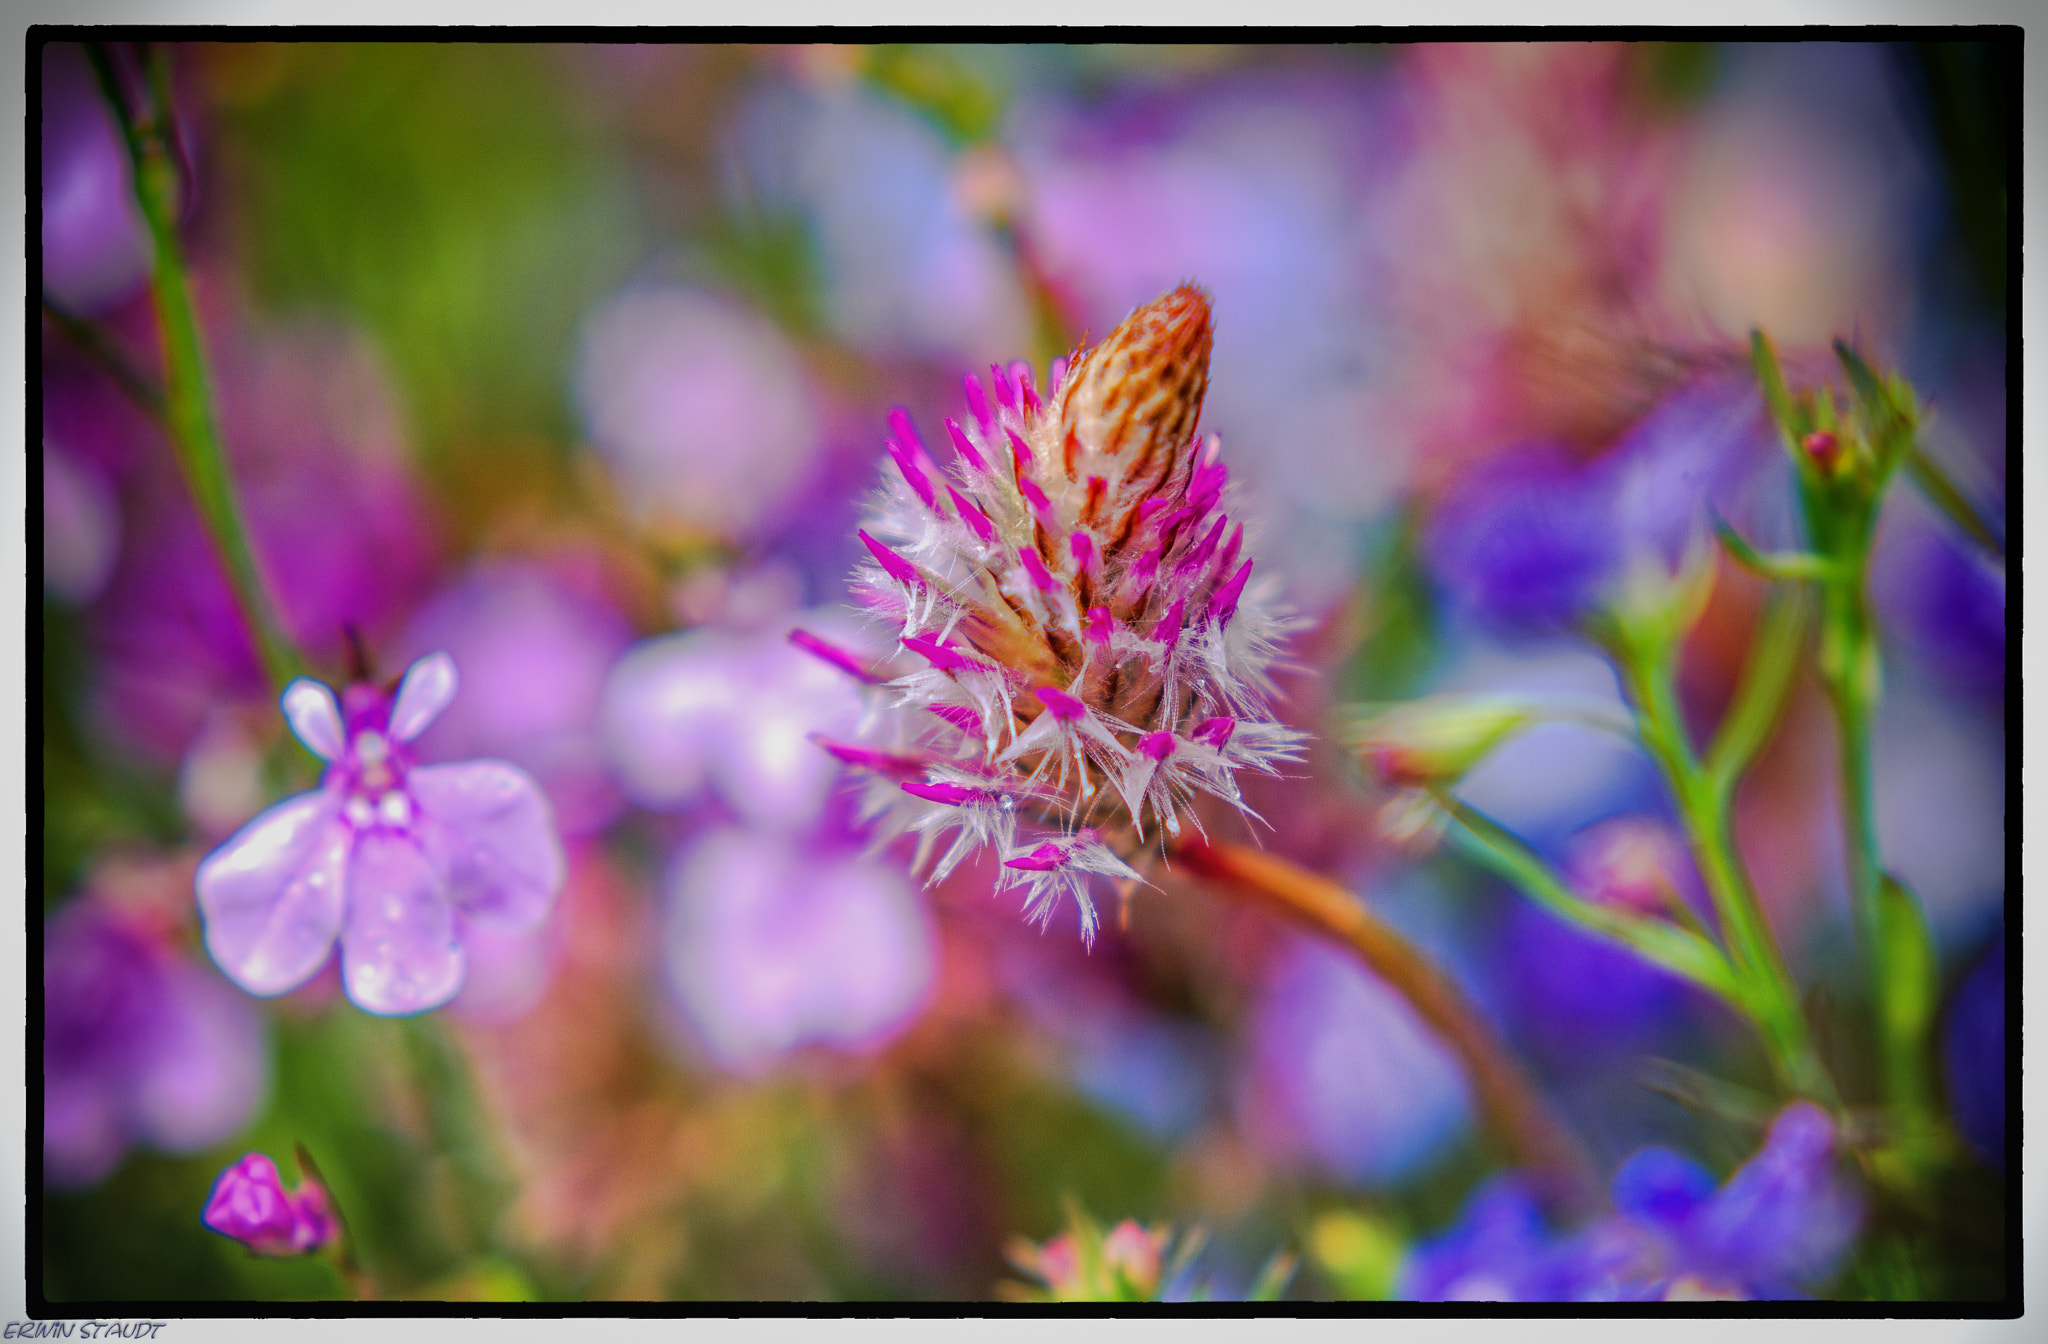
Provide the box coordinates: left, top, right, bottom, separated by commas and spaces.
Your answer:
1400, 1102, 1864, 1300
599, 611, 872, 833
43, 441, 121, 605
1396, 1176, 1576, 1301
1239, 938, 1473, 1187
736, 77, 1027, 362
1018, 72, 1405, 605
1943, 931, 2005, 1168
401, 559, 632, 837
1425, 380, 1775, 633
662, 826, 935, 1071
1874, 510, 2006, 695
196, 652, 565, 1016
90, 321, 437, 764
44, 898, 266, 1188
41, 42, 151, 313
1492, 817, 1700, 1066
575, 285, 824, 539
201, 1152, 337, 1257
1425, 443, 1616, 631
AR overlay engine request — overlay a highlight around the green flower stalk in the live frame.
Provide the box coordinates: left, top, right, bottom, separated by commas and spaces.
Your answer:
1740, 331, 1944, 1154
87, 43, 304, 690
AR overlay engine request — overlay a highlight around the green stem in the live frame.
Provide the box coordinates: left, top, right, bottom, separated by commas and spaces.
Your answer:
1820, 575, 1937, 1130
1434, 796, 1745, 1006
88, 43, 304, 691
1616, 633, 1834, 1104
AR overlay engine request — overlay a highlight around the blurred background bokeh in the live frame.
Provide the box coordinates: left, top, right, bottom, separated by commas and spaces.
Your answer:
40, 40, 2008, 1302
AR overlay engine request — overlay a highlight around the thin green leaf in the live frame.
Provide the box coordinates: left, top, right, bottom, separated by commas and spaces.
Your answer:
1906, 445, 2005, 562
1712, 515, 1836, 582
1247, 1248, 1299, 1303
1705, 590, 1808, 793
1750, 328, 1799, 440
1437, 798, 1745, 1006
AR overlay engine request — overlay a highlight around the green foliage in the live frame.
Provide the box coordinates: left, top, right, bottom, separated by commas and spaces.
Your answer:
218, 44, 642, 463
1306, 1208, 1405, 1300
861, 45, 1009, 147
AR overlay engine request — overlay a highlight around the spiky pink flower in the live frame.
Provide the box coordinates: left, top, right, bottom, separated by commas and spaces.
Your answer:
798, 285, 1303, 943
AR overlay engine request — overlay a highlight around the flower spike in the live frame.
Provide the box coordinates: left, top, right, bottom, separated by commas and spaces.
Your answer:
823, 285, 1302, 943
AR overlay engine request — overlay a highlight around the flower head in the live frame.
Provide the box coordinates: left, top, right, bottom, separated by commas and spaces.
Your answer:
195, 652, 565, 1016
804, 285, 1303, 942
201, 1152, 337, 1257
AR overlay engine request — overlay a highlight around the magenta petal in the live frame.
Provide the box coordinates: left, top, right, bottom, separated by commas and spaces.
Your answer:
340, 831, 465, 1015
203, 1153, 299, 1255
196, 792, 350, 996
409, 761, 565, 933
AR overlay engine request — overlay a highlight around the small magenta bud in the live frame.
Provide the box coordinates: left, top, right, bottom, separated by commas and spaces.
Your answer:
948, 485, 998, 544
814, 738, 929, 776
1803, 430, 1843, 472
964, 373, 993, 433
1213, 558, 1253, 626
1156, 596, 1186, 649
1017, 472, 1053, 514
927, 703, 985, 735
859, 530, 923, 589
1004, 841, 1068, 872
1083, 605, 1113, 646
1048, 355, 1068, 397
990, 363, 1019, 412
1071, 532, 1097, 573
945, 417, 990, 473
1018, 545, 1055, 591
1005, 424, 1036, 470
887, 437, 936, 509
1192, 716, 1236, 749
887, 406, 927, 456
202, 1153, 336, 1258
903, 779, 983, 807
1012, 360, 1041, 414
902, 633, 979, 674
789, 628, 881, 683
1034, 685, 1088, 722
1139, 730, 1176, 761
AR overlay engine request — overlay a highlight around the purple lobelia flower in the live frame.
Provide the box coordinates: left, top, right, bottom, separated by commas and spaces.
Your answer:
800, 285, 1305, 943
201, 1152, 337, 1257
195, 652, 566, 1016
1399, 1101, 1864, 1301
44, 897, 267, 1188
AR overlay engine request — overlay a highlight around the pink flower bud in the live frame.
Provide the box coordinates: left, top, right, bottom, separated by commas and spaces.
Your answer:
202, 1153, 336, 1257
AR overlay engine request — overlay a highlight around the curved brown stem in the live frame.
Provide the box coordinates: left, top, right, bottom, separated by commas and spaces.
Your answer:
1174, 836, 1603, 1217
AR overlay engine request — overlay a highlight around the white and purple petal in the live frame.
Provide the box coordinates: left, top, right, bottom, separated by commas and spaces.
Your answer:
387, 651, 459, 743
408, 760, 564, 933
196, 791, 351, 997
280, 679, 346, 762
340, 830, 465, 1016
